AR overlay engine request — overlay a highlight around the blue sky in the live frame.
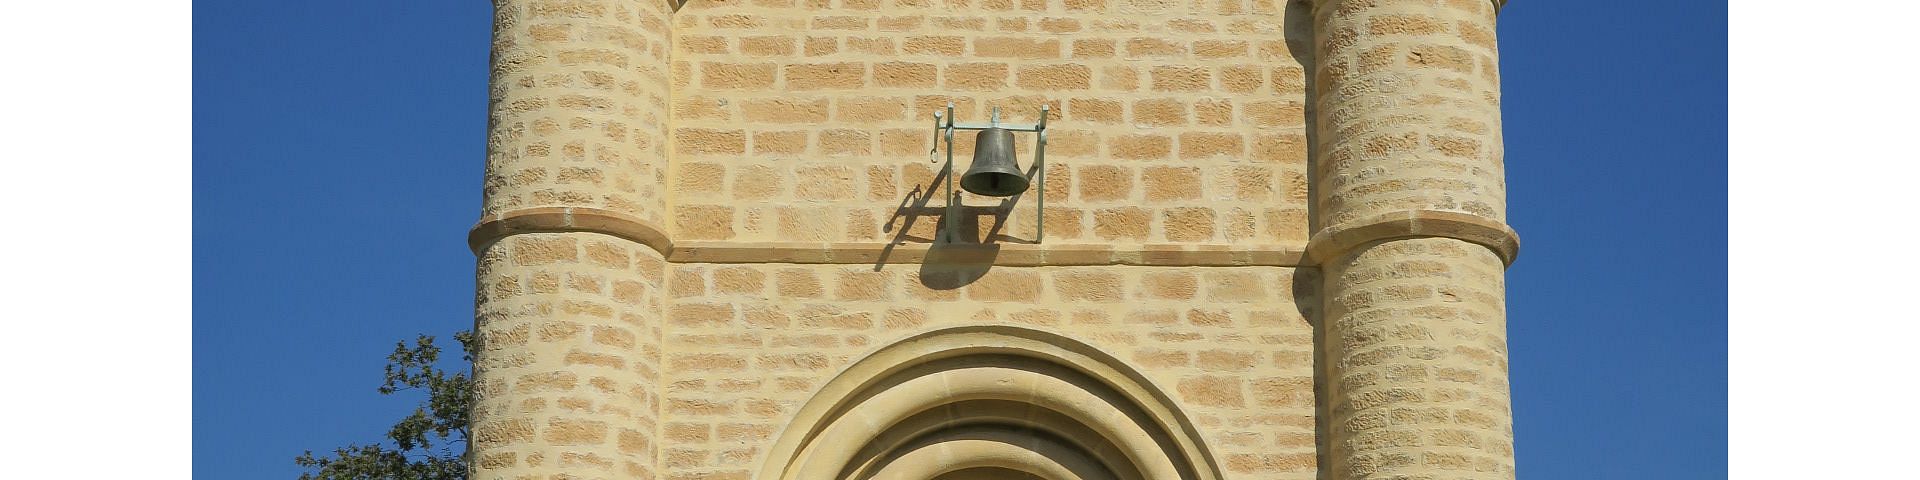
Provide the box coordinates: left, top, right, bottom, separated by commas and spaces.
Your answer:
193, 1, 1726, 478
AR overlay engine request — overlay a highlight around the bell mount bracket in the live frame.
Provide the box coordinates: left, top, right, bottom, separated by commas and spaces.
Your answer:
928, 103, 1049, 244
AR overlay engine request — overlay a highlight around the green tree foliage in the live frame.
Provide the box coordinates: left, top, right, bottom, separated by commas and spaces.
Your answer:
297, 331, 475, 480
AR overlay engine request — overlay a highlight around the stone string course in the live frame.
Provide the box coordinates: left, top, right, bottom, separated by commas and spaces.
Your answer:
471, 0, 1516, 479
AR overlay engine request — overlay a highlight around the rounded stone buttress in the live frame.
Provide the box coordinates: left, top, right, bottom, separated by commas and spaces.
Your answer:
471, 1, 675, 479
481, 0, 673, 226
1308, 0, 1517, 478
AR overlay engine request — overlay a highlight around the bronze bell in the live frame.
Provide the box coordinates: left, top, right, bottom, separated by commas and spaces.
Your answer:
960, 127, 1029, 197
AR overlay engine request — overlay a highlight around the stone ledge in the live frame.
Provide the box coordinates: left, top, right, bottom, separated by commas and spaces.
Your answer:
468, 206, 675, 257
1306, 0, 1506, 14
1305, 209, 1521, 267
672, 242, 1307, 267
470, 207, 1308, 267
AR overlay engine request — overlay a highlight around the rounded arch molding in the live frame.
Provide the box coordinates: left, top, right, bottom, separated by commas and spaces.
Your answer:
757, 325, 1224, 480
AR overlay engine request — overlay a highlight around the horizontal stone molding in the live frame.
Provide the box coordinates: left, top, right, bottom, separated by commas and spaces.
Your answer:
470, 207, 1309, 267
469, 208, 1519, 268
1311, 0, 1507, 13
672, 242, 1307, 267
468, 206, 676, 257
1305, 209, 1520, 267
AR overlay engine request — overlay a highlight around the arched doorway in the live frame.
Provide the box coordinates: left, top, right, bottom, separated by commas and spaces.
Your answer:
758, 326, 1222, 480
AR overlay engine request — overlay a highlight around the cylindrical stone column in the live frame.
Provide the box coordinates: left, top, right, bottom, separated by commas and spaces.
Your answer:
1309, 0, 1518, 479
470, 1, 674, 479
481, 0, 672, 223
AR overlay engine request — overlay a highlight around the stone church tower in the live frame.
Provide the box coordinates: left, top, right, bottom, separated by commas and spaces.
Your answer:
466, 0, 1519, 479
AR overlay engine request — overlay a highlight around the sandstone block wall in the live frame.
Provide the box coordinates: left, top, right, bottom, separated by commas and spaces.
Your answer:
473, 233, 670, 479
658, 263, 1317, 479
484, 0, 676, 226
1319, 238, 1511, 478
1312, 1, 1514, 478
470, 1, 1517, 479
666, 0, 1315, 245
1312, 0, 1504, 228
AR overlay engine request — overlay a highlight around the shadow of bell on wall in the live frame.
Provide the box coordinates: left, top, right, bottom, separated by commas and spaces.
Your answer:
917, 242, 1000, 290
906, 104, 1054, 290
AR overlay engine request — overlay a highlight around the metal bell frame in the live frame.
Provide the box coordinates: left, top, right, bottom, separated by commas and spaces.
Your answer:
929, 103, 1049, 244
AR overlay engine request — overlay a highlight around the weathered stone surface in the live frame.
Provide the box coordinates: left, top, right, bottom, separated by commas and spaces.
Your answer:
473, 1, 1515, 479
